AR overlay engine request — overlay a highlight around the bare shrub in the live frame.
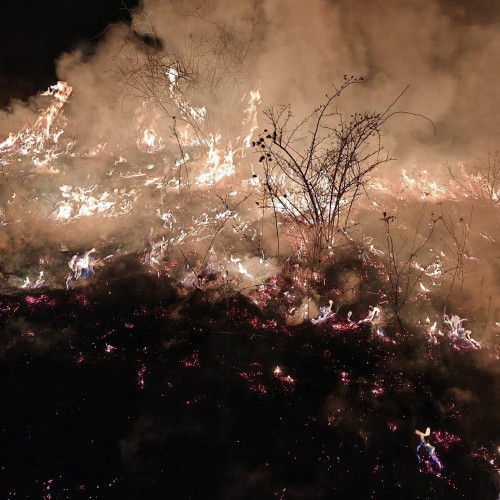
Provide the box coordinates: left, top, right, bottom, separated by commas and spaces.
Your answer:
112, 9, 256, 144
253, 77, 429, 263
382, 203, 472, 336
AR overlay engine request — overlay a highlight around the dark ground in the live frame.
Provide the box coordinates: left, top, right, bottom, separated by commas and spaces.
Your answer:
0, 255, 498, 499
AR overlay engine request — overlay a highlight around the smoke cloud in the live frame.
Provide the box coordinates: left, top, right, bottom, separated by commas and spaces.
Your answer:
0, 0, 499, 316
1, 0, 499, 165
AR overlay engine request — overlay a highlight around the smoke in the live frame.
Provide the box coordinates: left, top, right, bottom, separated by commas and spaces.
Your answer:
2, 0, 499, 167
250, 0, 500, 164
0, 0, 499, 319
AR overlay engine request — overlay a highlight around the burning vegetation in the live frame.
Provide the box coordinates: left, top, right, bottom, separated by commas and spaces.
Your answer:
0, 0, 500, 498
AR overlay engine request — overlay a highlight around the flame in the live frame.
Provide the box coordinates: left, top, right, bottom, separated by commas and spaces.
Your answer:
66, 248, 100, 289
138, 127, 164, 152
0, 81, 72, 162
370, 165, 500, 204
56, 185, 136, 221
195, 135, 236, 186
237, 262, 253, 278
243, 90, 261, 149
166, 67, 206, 125
131, 87, 261, 190
21, 271, 45, 289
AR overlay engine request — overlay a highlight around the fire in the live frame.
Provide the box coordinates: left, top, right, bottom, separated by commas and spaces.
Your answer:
443, 313, 482, 349
67, 248, 99, 288
195, 134, 236, 187
371, 165, 500, 204
166, 67, 206, 126
0, 81, 72, 162
21, 271, 45, 289
273, 365, 295, 384
56, 185, 136, 221
243, 90, 261, 149
137, 364, 146, 389
2, 3, 500, 496
237, 261, 253, 278
138, 127, 164, 152
415, 427, 443, 471
188, 90, 261, 187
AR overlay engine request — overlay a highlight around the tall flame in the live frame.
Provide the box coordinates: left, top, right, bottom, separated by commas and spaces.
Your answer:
0, 81, 72, 158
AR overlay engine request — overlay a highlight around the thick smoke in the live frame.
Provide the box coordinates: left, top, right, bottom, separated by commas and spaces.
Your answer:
2, 0, 499, 166
21, 0, 489, 162
0, 0, 499, 314
252, 0, 500, 164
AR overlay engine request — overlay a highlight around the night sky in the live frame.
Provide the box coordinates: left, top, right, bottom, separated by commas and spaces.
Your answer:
0, 0, 137, 105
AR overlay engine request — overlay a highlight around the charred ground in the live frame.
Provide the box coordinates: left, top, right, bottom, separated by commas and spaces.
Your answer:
0, 249, 499, 499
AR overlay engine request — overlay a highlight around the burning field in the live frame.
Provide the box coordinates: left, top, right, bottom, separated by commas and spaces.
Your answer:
1, 0, 500, 498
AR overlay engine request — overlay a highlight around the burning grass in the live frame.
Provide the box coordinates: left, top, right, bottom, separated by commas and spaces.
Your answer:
0, 75, 499, 498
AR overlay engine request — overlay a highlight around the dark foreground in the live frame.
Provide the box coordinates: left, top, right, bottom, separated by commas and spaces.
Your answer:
0, 259, 499, 499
